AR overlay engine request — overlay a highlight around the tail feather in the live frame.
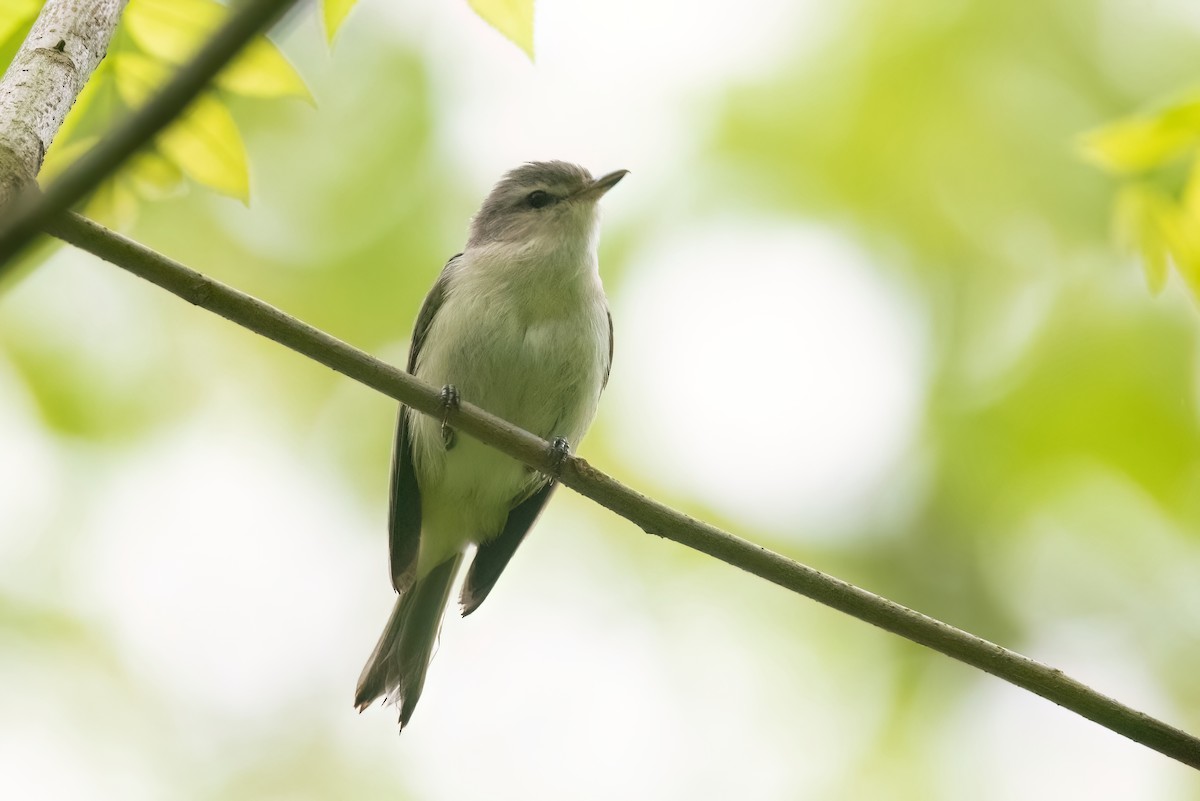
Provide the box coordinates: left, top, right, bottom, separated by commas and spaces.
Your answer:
355, 554, 463, 728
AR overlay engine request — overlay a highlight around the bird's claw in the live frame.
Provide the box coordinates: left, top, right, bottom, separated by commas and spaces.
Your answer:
548, 437, 571, 477
440, 384, 460, 449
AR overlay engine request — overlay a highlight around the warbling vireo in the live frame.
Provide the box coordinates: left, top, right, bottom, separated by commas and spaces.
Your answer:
355, 161, 627, 728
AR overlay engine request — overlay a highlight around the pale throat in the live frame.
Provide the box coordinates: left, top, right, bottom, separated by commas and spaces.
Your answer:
471, 217, 603, 319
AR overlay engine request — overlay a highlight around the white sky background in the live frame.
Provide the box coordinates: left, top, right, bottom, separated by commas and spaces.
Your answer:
2, 0, 1198, 798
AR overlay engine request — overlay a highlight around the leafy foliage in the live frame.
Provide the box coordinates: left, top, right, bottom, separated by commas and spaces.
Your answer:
112, 52, 251, 201
0, 0, 534, 229
2, 0, 309, 228
321, 0, 535, 55
322, 0, 358, 43
468, 0, 535, 58
1082, 93, 1200, 301
125, 0, 310, 99
320, 0, 534, 55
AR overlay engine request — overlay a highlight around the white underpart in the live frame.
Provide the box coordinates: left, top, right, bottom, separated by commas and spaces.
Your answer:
409, 210, 610, 575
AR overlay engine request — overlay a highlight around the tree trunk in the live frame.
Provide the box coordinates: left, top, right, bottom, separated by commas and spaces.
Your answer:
0, 0, 127, 213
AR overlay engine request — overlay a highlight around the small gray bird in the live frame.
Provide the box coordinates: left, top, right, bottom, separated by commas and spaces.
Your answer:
355, 161, 626, 727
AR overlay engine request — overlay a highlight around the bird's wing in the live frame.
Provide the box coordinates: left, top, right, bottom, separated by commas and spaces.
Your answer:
604, 308, 614, 389
459, 481, 558, 616
388, 255, 460, 594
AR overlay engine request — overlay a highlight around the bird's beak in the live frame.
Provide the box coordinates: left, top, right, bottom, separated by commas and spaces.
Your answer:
576, 169, 629, 201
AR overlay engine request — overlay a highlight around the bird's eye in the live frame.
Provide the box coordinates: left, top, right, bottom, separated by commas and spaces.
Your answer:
526, 190, 553, 209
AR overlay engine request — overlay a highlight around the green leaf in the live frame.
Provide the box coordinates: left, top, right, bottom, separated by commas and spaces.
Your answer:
123, 0, 219, 59
323, 0, 358, 43
113, 53, 249, 201
1182, 157, 1200, 217
467, 0, 535, 59
127, 150, 185, 199
159, 93, 250, 201
1113, 185, 1170, 295
221, 41, 310, 100
0, 0, 39, 46
42, 142, 181, 227
1080, 100, 1200, 174
111, 51, 166, 107
124, 0, 309, 100
84, 178, 141, 230
1158, 201, 1200, 301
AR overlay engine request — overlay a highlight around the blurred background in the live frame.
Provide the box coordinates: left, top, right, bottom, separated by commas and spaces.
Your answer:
2, 0, 1200, 798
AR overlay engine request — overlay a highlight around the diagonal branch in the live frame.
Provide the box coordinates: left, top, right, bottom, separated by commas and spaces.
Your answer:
44, 210, 1200, 772
0, 0, 127, 213
0, 0, 303, 271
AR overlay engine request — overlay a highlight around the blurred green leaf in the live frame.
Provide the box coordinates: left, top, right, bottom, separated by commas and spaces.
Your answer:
220, 39, 310, 100
124, 0, 310, 100
1086, 97, 1200, 301
1183, 157, 1200, 216
0, 0, 38, 46
113, 53, 249, 201
323, 0, 358, 43
1080, 99, 1200, 174
3, 329, 164, 438
159, 94, 250, 201
122, 0, 220, 60
86, 177, 141, 229
1112, 178, 1200, 301
42, 136, 141, 227
468, 0, 535, 59
127, 149, 186, 200
40, 139, 179, 229
0, 596, 79, 640
111, 50, 167, 106
1113, 184, 1170, 294
935, 296, 1199, 523
1158, 199, 1200, 300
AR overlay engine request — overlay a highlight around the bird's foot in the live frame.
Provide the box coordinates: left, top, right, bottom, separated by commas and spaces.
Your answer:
440, 384, 460, 449
547, 436, 571, 477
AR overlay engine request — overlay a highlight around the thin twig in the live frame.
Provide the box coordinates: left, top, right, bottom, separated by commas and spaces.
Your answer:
0, 0, 302, 270
44, 210, 1200, 771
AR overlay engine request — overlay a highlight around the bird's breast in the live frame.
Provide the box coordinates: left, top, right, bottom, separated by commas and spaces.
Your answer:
415, 250, 610, 443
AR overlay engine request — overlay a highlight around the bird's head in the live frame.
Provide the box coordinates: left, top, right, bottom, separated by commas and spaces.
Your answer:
467, 161, 627, 254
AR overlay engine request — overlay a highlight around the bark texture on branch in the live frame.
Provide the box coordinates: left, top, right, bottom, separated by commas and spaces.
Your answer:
0, 0, 127, 212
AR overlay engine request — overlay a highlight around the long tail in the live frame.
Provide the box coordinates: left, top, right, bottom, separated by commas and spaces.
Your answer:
355, 554, 463, 728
